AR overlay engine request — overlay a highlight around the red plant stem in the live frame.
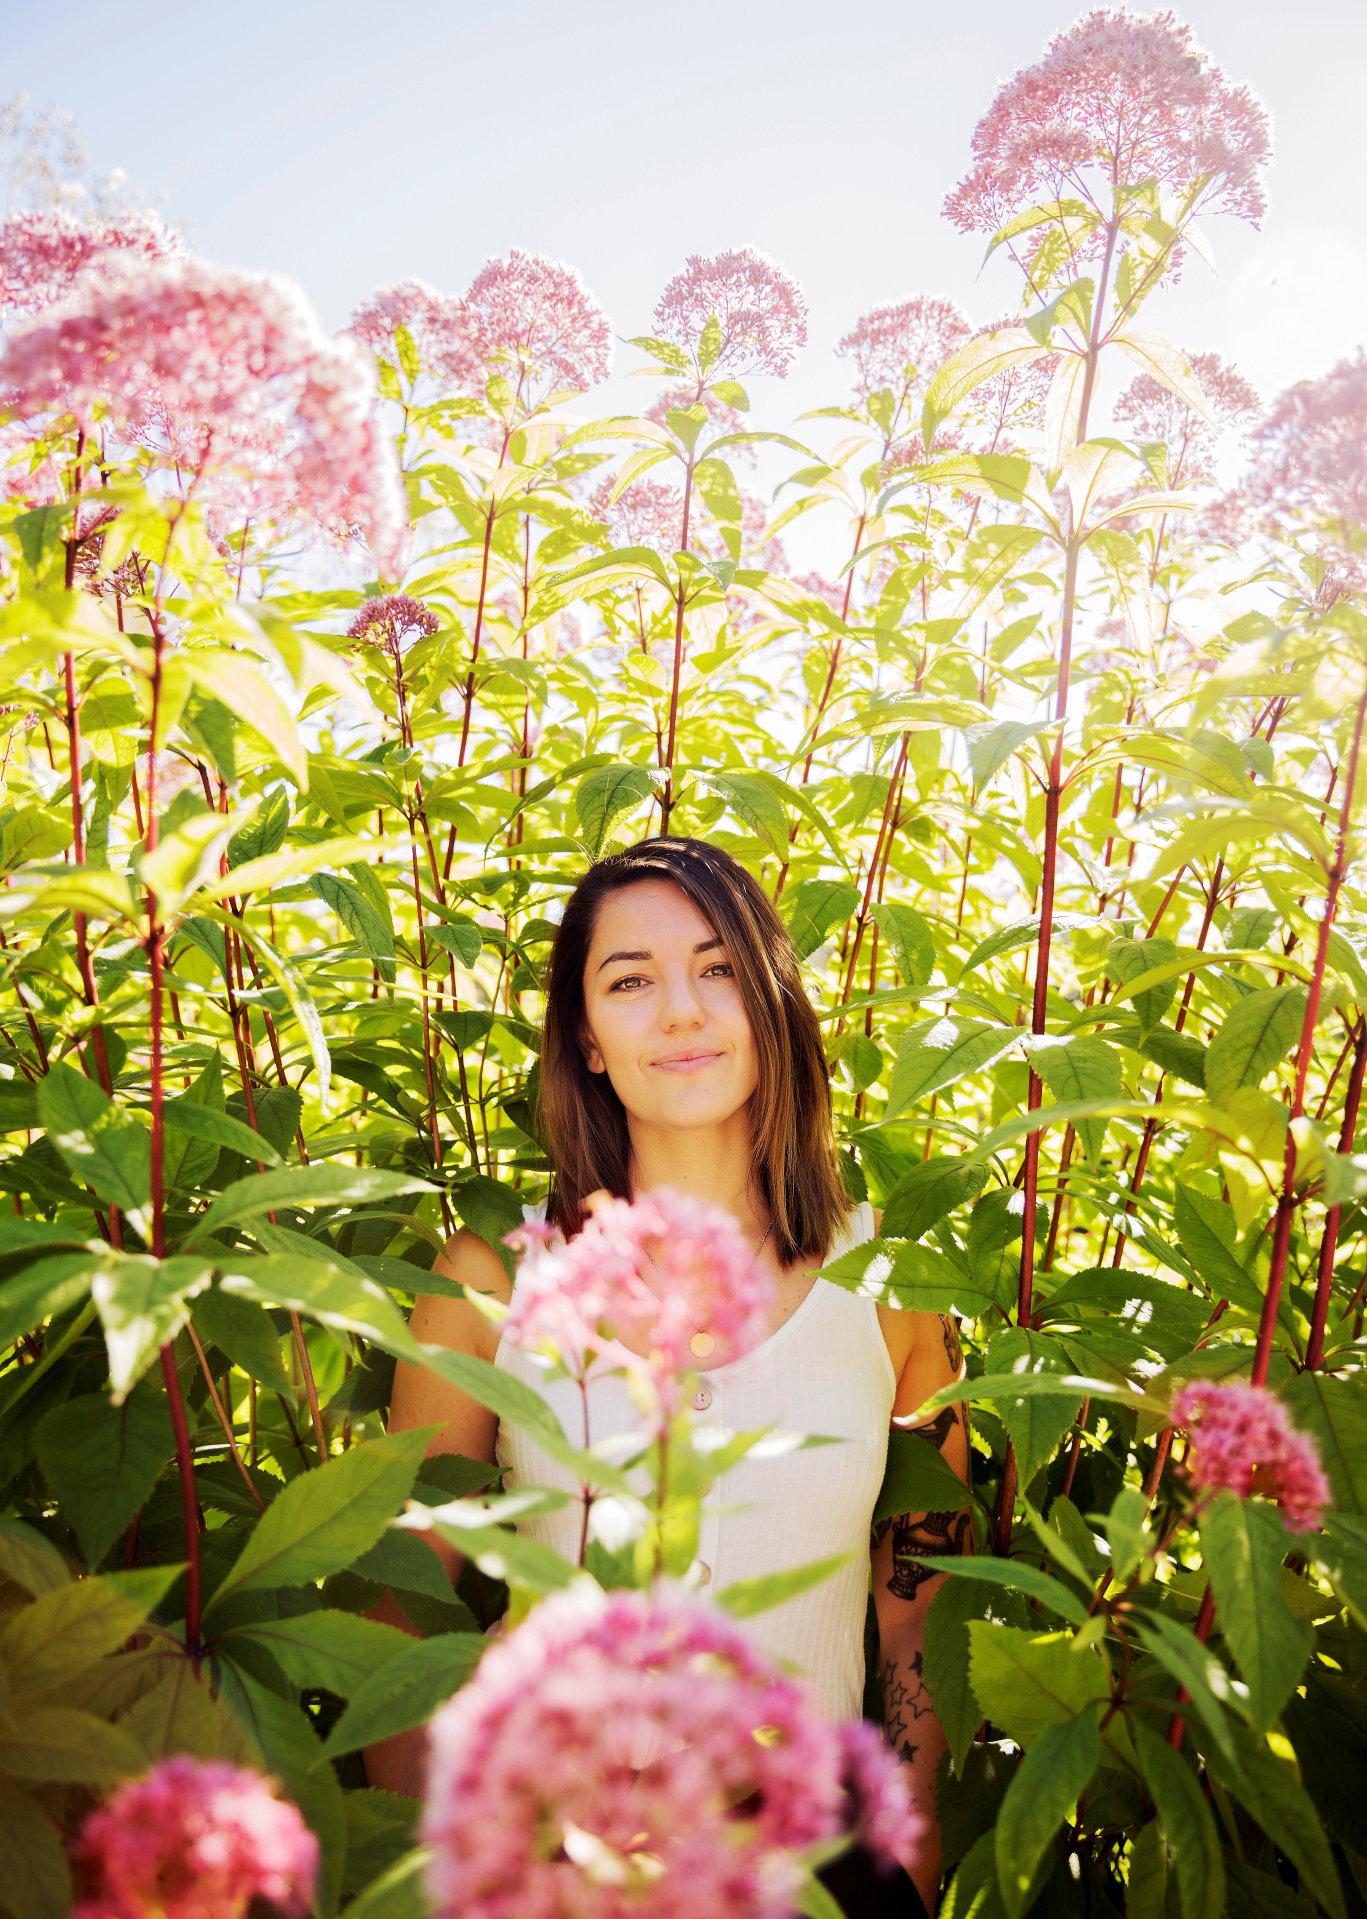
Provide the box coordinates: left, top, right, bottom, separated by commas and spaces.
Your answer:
450, 392, 522, 857
1253, 678, 1367, 1386
1000, 217, 1120, 1555
144, 610, 202, 1665
1305, 1016, 1367, 1370
659, 459, 698, 833
1166, 1581, 1216, 1752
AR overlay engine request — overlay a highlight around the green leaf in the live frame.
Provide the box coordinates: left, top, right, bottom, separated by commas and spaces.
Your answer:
1107, 935, 1178, 1039
189, 1164, 437, 1243
343, 1850, 434, 1919
1200, 1492, 1312, 1730
0, 1704, 147, 1784
715, 1551, 853, 1618
696, 769, 789, 858
872, 899, 937, 992
92, 1253, 214, 1399
994, 1713, 1099, 1918
1130, 1723, 1225, 1919
922, 329, 1050, 444
0, 1778, 71, 1919
882, 1157, 989, 1242
321, 1633, 485, 1756
225, 1610, 414, 1696
34, 1383, 173, 1565
1172, 1183, 1263, 1314
163, 1052, 226, 1193
918, 1557, 1089, 1629
887, 1017, 1016, 1117
0, 1570, 170, 1697
574, 763, 660, 859
311, 871, 396, 982
1211, 1734, 1347, 1919
782, 878, 860, 961
187, 651, 308, 787
984, 1327, 1082, 1487
1205, 987, 1307, 1103
37, 1060, 150, 1217
218, 1252, 417, 1355
0, 1518, 70, 1596
191, 1285, 292, 1393
0, 1252, 97, 1347
207, 1426, 433, 1610
924, 1577, 1023, 1774
966, 1625, 1109, 1745
1131, 1613, 1244, 1767
1283, 1372, 1367, 1516
1027, 1037, 1122, 1163
874, 1429, 977, 1522
960, 913, 1101, 980
163, 1097, 283, 1171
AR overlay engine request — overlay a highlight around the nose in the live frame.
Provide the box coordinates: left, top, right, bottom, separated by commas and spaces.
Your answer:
659, 967, 708, 1029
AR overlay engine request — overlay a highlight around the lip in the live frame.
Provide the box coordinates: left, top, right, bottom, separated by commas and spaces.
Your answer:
653, 1050, 723, 1069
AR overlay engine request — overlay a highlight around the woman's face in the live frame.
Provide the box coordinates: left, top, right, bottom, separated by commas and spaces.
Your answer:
578, 878, 760, 1129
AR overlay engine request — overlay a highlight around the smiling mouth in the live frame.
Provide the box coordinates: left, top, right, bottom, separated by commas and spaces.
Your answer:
653, 1052, 722, 1069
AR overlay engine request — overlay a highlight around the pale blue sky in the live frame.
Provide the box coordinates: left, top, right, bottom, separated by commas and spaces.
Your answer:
10, 1, 1366, 450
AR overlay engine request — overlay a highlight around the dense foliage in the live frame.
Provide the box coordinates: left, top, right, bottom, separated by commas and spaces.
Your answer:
0, 8, 1364, 1915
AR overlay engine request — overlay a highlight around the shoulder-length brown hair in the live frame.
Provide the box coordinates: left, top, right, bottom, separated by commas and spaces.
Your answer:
534, 835, 851, 1266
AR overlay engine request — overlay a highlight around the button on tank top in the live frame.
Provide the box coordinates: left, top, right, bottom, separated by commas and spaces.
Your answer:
493, 1197, 896, 1721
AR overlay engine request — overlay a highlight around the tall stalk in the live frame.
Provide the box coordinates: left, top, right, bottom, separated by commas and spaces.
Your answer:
1251, 675, 1367, 1385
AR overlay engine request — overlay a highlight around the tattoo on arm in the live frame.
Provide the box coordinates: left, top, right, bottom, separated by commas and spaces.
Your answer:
940, 1312, 962, 1371
880, 1650, 933, 1764
874, 1354, 972, 1600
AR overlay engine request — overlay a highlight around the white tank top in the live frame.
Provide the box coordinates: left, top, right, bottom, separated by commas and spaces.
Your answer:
493, 1196, 895, 1720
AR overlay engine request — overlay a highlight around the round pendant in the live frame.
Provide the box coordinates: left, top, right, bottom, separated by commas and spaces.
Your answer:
689, 1330, 715, 1359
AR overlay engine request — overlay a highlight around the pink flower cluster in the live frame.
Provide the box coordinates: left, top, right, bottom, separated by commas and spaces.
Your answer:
1247, 351, 1367, 547
944, 9, 1271, 240
348, 592, 441, 659
72, 1756, 318, 1919
0, 209, 181, 320
421, 1581, 921, 1919
836, 296, 970, 408
0, 253, 408, 574
1116, 350, 1259, 486
348, 275, 473, 386
589, 471, 688, 555
654, 247, 807, 382
458, 248, 613, 401
350, 252, 611, 407
1172, 1379, 1331, 1533
500, 1185, 776, 1413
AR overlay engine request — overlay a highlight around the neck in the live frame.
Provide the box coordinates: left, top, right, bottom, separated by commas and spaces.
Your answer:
625, 1107, 768, 1241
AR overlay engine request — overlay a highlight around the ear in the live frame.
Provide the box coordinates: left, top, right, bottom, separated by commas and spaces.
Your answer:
580, 1025, 604, 1074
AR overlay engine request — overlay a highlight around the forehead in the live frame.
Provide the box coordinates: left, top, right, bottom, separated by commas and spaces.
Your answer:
587, 879, 718, 953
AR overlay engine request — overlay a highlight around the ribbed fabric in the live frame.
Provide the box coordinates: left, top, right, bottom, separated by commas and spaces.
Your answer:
493, 1197, 895, 1720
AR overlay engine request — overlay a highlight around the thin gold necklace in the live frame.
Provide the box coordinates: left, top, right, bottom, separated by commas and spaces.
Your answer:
679, 1216, 775, 1359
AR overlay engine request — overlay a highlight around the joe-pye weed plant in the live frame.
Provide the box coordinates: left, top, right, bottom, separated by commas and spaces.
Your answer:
0, 8, 1364, 1915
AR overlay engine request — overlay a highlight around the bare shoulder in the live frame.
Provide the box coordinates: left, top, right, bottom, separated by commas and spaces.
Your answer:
408, 1226, 515, 1365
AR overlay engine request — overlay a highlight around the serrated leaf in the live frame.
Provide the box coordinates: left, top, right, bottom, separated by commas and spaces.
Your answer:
321, 1633, 484, 1756
994, 1714, 1099, 1918
35, 1383, 173, 1565
1205, 987, 1307, 1103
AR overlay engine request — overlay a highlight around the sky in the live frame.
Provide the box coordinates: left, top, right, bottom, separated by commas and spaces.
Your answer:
7, 0, 1366, 511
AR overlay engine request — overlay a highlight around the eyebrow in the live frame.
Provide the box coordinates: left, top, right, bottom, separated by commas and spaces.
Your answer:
596, 937, 725, 975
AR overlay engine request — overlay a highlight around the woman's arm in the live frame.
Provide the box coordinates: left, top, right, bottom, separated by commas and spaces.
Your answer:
362, 1227, 511, 1797
871, 1295, 972, 1915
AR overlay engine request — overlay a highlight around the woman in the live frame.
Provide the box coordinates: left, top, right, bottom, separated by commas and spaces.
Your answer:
369, 836, 970, 1916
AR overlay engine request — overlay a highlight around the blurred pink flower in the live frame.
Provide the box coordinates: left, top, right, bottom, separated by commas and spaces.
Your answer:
944, 10, 1270, 241
348, 592, 441, 659
348, 275, 475, 388
453, 248, 612, 403
500, 1183, 776, 1413
654, 247, 807, 382
0, 209, 181, 320
1172, 1378, 1330, 1532
1115, 350, 1259, 485
591, 472, 688, 555
421, 1581, 921, 1919
0, 253, 408, 574
72, 1756, 318, 1919
836, 296, 970, 408
1246, 350, 1367, 549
